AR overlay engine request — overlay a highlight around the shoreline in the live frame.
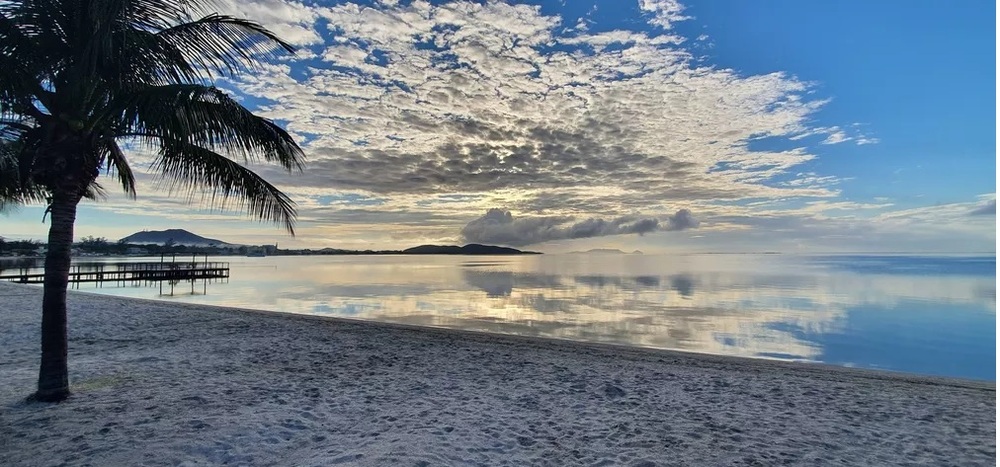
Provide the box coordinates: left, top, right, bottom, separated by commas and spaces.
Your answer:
1, 282, 994, 465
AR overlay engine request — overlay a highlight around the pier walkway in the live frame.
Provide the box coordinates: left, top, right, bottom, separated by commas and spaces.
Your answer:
0, 259, 230, 287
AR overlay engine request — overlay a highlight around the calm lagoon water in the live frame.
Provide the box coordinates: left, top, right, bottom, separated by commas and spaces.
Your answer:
5, 254, 995, 381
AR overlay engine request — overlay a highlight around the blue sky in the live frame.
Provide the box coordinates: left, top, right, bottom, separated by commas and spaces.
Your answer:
677, 0, 995, 208
1, 0, 995, 252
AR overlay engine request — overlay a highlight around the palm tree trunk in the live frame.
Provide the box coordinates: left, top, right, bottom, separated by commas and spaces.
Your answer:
35, 195, 79, 402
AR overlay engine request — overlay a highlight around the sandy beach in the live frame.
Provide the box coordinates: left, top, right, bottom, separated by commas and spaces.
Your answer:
0, 282, 994, 466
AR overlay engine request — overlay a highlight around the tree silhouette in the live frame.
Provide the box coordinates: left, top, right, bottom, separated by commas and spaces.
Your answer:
0, 0, 304, 401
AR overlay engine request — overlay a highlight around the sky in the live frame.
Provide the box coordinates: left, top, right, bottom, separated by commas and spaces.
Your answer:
1, 0, 996, 253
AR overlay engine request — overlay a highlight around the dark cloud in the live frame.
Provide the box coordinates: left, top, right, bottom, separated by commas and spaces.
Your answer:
666, 208, 699, 230
567, 216, 661, 238
260, 120, 697, 197
970, 200, 996, 216
459, 208, 573, 246
460, 208, 698, 246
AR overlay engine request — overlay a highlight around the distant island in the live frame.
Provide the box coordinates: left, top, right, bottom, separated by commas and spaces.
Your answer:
93, 229, 540, 256
120, 229, 231, 247
0, 230, 544, 257
568, 249, 643, 255
402, 244, 540, 255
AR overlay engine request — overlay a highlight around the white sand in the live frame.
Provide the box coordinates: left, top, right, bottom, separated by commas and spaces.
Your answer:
0, 282, 994, 466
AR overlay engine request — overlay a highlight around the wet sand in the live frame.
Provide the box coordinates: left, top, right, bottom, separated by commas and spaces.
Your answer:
0, 282, 994, 466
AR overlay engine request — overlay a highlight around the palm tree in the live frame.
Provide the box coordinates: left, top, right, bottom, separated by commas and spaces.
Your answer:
0, 0, 305, 402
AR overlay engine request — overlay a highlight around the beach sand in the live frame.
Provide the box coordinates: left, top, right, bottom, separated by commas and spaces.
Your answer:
0, 282, 994, 466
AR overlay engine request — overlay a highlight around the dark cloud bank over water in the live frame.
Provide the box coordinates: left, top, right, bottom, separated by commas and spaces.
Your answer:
461, 209, 699, 247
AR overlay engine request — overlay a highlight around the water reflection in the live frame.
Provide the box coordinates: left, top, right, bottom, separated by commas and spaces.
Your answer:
8, 254, 995, 380
0, 257, 41, 275
467, 271, 513, 297
669, 275, 694, 297
453, 262, 842, 362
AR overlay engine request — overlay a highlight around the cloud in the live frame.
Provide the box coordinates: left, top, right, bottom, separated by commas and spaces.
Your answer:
788, 125, 876, 146
215, 0, 875, 222
459, 208, 571, 246
821, 131, 849, 145
666, 208, 699, 230
853, 136, 880, 145
969, 199, 996, 216
212, 0, 323, 46
638, 0, 690, 29
460, 208, 697, 246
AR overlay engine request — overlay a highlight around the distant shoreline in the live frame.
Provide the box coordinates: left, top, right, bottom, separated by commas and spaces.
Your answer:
0, 242, 543, 258
0, 251, 543, 261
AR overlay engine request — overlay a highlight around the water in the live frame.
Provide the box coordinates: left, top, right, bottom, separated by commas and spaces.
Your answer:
3, 254, 995, 381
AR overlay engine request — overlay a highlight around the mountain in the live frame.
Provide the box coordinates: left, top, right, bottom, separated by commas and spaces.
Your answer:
120, 229, 231, 247
401, 244, 540, 255
588, 248, 627, 254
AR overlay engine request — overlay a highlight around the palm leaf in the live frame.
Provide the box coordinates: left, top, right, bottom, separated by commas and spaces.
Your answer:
89, 8, 295, 86
0, 136, 48, 210
156, 14, 295, 77
0, 13, 50, 116
102, 139, 136, 198
150, 138, 297, 234
114, 84, 304, 169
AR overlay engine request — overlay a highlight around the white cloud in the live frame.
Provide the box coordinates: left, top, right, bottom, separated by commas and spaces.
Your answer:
821, 131, 849, 145
638, 0, 690, 29
221, 0, 851, 225
212, 0, 323, 46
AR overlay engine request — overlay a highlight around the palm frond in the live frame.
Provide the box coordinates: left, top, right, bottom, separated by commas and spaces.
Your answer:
151, 138, 297, 234
156, 14, 295, 77
115, 84, 304, 170
0, 14, 33, 94
0, 117, 35, 139
113, 27, 205, 85
82, 179, 107, 201
90, 8, 295, 86
102, 139, 136, 198
0, 13, 49, 116
0, 137, 48, 211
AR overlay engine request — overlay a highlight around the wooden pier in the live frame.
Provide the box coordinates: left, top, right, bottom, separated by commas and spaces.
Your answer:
0, 258, 230, 293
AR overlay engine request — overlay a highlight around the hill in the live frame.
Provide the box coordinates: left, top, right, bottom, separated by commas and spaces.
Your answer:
401, 244, 540, 255
120, 229, 231, 247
